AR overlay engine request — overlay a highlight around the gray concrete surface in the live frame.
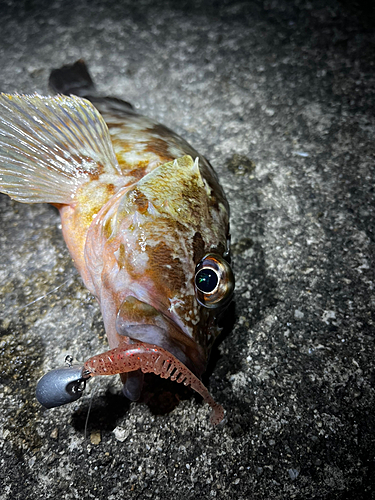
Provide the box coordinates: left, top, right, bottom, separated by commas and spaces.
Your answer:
0, 1, 374, 499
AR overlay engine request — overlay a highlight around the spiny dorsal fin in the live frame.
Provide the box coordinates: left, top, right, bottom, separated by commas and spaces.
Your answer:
0, 93, 121, 204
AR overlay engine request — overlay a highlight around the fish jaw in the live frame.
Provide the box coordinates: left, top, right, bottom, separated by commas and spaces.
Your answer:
115, 296, 207, 376
115, 295, 208, 402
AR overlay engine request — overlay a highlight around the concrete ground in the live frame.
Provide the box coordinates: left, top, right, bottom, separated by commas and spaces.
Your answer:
0, 0, 374, 499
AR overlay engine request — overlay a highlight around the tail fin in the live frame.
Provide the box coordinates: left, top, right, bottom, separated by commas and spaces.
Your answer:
0, 93, 121, 204
49, 60, 134, 114
49, 59, 96, 97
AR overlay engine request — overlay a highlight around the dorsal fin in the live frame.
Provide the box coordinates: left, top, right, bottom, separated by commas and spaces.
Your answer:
0, 93, 121, 204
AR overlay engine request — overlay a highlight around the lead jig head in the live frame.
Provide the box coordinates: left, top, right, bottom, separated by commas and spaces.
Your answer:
36, 365, 88, 408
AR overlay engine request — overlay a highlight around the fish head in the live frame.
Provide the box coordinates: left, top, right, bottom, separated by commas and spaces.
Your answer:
100, 155, 234, 386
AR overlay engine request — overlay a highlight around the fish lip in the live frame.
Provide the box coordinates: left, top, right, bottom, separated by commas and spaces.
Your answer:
118, 324, 164, 336
116, 322, 200, 376
115, 296, 206, 376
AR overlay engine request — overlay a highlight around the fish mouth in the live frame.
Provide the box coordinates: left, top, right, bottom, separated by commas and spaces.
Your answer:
115, 296, 206, 401
34, 295, 224, 425
83, 339, 225, 426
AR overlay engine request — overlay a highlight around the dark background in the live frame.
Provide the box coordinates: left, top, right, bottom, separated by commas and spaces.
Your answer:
0, 1, 374, 499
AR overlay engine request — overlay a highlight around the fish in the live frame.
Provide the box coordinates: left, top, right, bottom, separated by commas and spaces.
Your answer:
0, 60, 234, 425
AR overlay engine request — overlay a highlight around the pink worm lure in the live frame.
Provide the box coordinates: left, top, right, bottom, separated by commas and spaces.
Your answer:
83, 341, 225, 426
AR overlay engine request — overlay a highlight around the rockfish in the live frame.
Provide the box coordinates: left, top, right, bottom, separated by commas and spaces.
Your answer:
0, 61, 234, 425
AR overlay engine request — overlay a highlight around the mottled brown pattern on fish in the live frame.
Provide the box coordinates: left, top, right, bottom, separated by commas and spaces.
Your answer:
106, 183, 116, 196
143, 137, 175, 164
111, 141, 135, 170
143, 123, 178, 139
102, 214, 113, 241
192, 231, 205, 264
88, 162, 105, 181
106, 122, 131, 130
180, 179, 207, 222
111, 138, 134, 152
148, 241, 185, 292
66, 154, 106, 180
117, 243, 126, 269
75, 181, 115, 226
118, 297, 159, 323
128, 165, 149, 182
131, 188, 149, 213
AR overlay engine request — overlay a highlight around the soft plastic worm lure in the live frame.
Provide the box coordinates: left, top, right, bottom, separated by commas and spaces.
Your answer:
36, 342, 225, 425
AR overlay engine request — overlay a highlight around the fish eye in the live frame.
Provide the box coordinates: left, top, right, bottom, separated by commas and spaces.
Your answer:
194, 253, 234, 309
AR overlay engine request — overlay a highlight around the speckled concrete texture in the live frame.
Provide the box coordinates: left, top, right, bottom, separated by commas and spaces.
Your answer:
0, 1, 374, 499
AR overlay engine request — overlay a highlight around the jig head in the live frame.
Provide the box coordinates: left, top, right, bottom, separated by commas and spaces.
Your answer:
36, 363, 89, 408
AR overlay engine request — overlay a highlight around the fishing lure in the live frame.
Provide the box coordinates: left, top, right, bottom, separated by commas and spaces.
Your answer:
0, 61, 234, 425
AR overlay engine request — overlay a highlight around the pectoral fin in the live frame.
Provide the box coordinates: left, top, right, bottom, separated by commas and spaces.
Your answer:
0, 93, 121, 204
